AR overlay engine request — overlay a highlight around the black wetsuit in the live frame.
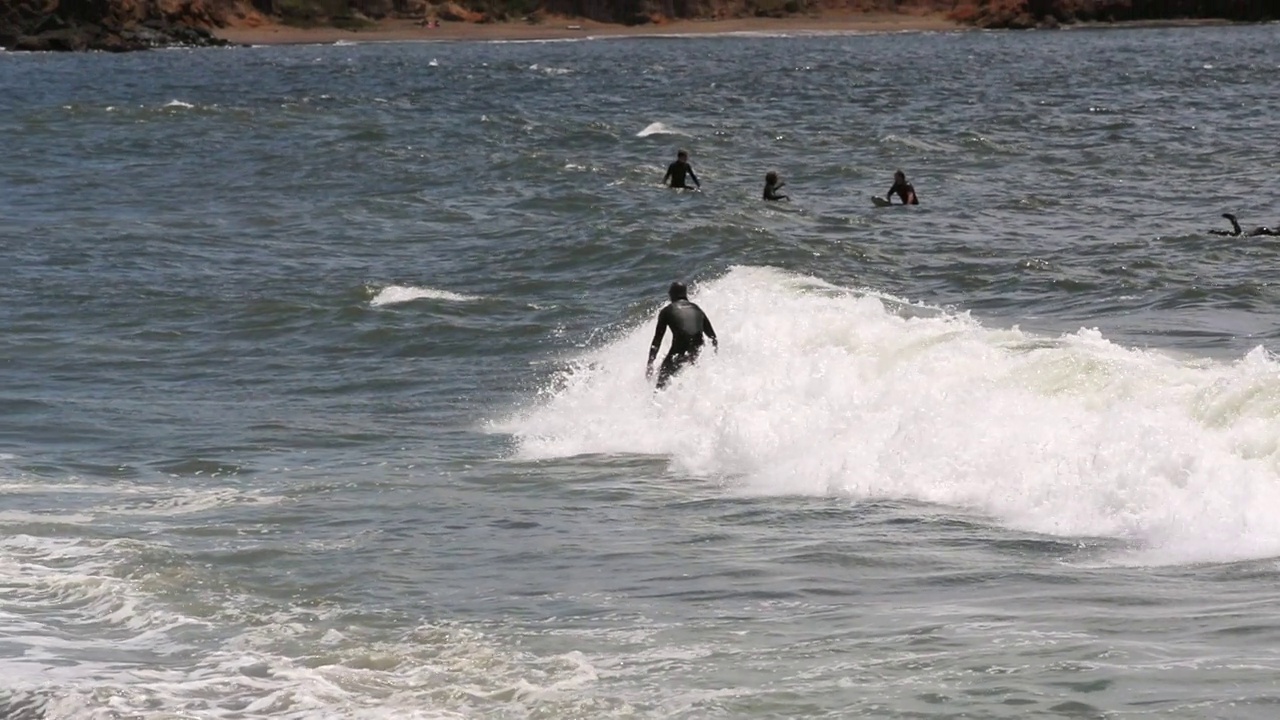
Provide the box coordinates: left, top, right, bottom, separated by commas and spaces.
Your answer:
664, 161, 700, 189
1211, 214, 1279, 237
763, 182, 788, 201
649, 299, 717, 389
887, 180, 918, 205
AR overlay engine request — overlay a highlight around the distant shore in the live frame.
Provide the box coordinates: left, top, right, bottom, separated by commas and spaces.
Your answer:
213, 12, 964, 46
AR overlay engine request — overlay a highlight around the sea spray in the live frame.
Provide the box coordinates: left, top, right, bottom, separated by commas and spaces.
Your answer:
499, 266, 1280, 564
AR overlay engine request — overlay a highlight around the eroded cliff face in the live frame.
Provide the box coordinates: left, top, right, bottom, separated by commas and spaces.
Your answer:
411, 0, 1277, 26
260, 0, 951, 26
2, 0, 1276, 51
951, 0, 1277, 28
473, 0, 950, 24
1, 0, 262, 51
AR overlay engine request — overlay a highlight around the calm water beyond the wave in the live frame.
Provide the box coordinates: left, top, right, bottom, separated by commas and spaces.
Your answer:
3, 23, 1280, 718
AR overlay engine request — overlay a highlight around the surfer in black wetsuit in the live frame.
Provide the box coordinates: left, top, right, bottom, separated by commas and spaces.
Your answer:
646, 281, 718, 389
1210, 213, 1279, 237
763, 171, 789, 201
663, 150, 701, 190
886, 170, 919, 205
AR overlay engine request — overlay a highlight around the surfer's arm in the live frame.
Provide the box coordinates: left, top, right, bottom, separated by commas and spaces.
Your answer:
662, 164, 674, 186
689, 168, 701, 187
647, 312, 669, 370
703, 316, 718, 349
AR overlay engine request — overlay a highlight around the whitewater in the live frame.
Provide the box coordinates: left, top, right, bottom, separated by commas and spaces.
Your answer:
503, 266, 1280, 566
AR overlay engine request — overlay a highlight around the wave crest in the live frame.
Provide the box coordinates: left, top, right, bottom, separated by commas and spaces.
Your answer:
496, 265, 1280, 565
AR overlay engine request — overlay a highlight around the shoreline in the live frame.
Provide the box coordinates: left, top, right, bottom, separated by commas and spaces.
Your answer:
213, 12, 965, 46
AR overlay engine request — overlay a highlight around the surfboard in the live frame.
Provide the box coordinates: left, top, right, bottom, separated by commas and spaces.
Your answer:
871, 196, 891, 208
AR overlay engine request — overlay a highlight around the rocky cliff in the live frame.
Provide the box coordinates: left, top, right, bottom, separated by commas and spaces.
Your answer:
262, 0, 1280, 27
951, 0, 1278, 28
3, 0, 1277, 51
0, 0, 261, 51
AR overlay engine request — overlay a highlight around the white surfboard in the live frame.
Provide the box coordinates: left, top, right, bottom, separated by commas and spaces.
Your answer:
871, 196, 892, 208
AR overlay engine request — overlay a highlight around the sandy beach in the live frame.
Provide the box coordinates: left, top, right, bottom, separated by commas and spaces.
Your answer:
213, 12, 963, 46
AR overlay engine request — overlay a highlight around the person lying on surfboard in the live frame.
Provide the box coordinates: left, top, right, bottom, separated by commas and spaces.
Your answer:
663, 149, 701, 190
1209, 213, 1279, 237
763, 171, 789, 201
885, 170, 919, 205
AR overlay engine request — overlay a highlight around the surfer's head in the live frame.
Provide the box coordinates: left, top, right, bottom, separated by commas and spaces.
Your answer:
677, 149, 688, 161
894, 170, 906, 183
766, 171, 779, 185
668, 281, 688, 302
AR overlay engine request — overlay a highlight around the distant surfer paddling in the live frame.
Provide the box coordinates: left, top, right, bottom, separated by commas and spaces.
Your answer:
1209, 213, 1278, 237
663, 149, 701, 190
882, 169, 919, 205
763, 171, 789, 201
646, 281, 718, 390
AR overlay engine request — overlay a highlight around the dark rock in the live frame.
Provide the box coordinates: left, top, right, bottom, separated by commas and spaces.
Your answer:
32, 13, 69, 33
353, 0, 394, 18
13, 34, 51, 50
23, 27, 91, 50
96, 32, 134, 50
1, 0, 247, 52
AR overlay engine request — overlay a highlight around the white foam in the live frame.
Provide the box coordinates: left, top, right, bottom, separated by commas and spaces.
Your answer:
636, 122, 688, 138
0, 480, 132, 495
881, 133, 959, 153
12, 615, 608, 719
0, 510, 96, 525
0, 535, 209, 674
496, 265, 1280, 566
0, 513, 977, 716
0, 481, 279, 517
163, 100, 195, 109
479, 37, 593, 45
369, 285, 482, 307
96, 486, 281, 516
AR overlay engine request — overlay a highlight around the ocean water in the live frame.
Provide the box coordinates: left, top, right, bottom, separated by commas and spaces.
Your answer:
3, 23, 1280, 718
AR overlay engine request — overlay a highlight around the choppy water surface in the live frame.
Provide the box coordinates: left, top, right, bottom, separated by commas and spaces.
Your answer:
2, 24, 1280, 718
